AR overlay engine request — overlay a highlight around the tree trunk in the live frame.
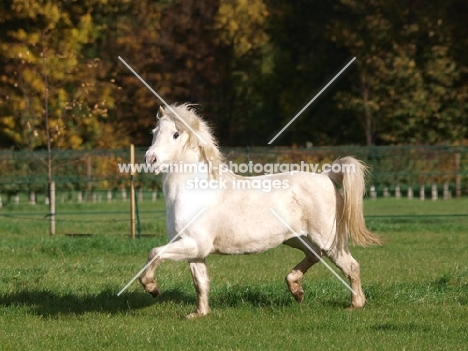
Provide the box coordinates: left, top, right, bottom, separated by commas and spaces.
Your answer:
43, 30, 55, 235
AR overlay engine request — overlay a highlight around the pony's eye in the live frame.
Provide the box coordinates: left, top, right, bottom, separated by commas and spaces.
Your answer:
173, 132, 180, 139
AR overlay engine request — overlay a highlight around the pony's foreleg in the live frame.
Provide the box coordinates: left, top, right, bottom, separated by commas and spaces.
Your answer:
327, 249, 366, 309
187, 259, 210, 319
139, 247, 163, 298
139, 238, 200, 298
285, 253, 321, 303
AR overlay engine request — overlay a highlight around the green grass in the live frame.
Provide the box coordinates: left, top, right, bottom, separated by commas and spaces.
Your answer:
0, 198, 467, 350
0, 198, 167, 235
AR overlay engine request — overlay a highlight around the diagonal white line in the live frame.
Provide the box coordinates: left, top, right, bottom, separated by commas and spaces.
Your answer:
118, 56, 207, 145
117, 208, 206, 296
268, 208, 356, 295
268, 57, 356, 144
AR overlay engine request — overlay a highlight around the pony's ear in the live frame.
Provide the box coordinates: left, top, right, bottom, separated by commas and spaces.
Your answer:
156, 106, 164, 120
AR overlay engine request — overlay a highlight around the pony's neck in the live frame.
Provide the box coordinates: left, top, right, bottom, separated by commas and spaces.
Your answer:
180, 146, 202, 164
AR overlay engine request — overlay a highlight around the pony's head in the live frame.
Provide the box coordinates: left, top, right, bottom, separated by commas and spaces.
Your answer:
145, 104, 223, 177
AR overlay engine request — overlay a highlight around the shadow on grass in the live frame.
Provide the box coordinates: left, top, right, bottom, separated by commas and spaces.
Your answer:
7, 271, 464, 318
0, 285, 296, 317
5, 275, 462, 320
0, 289, 159, 317
168, 283, 356, 310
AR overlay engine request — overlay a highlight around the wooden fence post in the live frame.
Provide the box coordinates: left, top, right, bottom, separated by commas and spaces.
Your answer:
49, 181, 55, 235
395, 185, 401, 199
407, 186, 413, 199
443, 182, 450, 200
130, 144, 135, 239
431, 183, 438, 201
29, 191, 36, 205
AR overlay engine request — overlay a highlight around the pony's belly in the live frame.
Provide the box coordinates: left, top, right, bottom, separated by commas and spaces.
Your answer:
211, 231, 295, 255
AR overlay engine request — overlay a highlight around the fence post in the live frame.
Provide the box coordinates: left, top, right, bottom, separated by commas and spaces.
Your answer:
49, 181, 55, 235
130, 144, 136, 239
420, 185, 425, 200
407, 186, 413, 199
395, 185, 401, 199
431, 183, 438, 201
443, 182, 450, 200
29, 191, 36, 205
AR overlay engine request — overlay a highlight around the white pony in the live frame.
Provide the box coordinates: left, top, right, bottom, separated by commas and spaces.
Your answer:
141, 104, 381, 318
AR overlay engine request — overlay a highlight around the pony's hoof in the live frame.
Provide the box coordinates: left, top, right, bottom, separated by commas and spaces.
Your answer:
292, 288, 305, 303
139, 277, 160, 298
347, 297, 366, 310
285, 275, 305, 303
186, 310, 209, 319
143, 285, 160, 298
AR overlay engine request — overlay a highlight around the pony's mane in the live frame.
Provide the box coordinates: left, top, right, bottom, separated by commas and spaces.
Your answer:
160, 103, 224, 178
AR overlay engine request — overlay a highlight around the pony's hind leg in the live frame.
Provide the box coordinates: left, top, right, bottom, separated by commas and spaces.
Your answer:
327, 249, 366, 309
285, 253, 321, 303
283, 237, 322, 303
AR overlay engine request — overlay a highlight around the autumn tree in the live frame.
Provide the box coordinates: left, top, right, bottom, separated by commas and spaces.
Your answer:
0, 0, 127, 150
94, 0, 271, 146
1, 0, 467, 150
330, 0, 468, 145
0, 0, 130, 233
258, 0, 359, 146
211, 0, 271, 145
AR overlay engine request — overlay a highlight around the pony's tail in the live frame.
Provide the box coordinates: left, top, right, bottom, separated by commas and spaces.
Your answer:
327, 156, 382, 247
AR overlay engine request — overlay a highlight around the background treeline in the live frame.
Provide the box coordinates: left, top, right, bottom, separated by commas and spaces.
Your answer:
0, 0, 467, 149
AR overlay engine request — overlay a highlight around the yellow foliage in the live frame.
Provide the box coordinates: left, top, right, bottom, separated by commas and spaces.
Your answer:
215, 0, 269, 58
0, 116, 15, 130
66, 134, 83, 149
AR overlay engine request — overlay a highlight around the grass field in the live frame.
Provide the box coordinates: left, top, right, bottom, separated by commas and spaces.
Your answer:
1, 198, 467, 350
